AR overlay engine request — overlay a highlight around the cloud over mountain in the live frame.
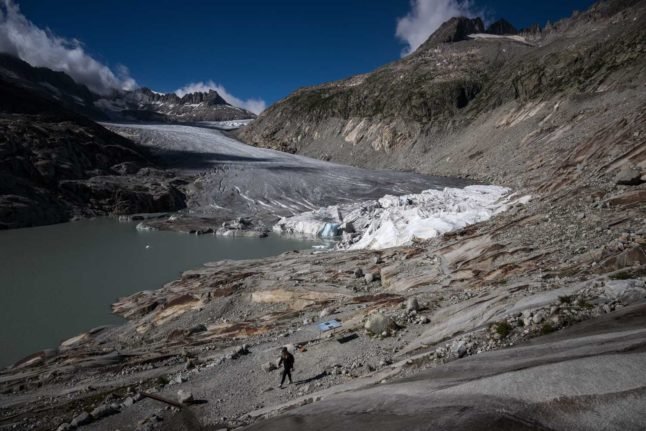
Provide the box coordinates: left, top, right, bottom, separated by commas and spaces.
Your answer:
0, 0, 136, 95
396, 0, 478, 56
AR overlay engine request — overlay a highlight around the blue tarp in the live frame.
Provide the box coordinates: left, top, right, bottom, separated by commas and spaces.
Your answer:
318, 319, 342, 332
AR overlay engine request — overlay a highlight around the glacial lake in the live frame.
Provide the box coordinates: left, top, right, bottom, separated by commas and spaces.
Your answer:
0, 218, 318, 367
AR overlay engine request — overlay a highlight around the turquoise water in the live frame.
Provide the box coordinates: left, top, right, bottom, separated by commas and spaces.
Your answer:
0, 218, 317, 367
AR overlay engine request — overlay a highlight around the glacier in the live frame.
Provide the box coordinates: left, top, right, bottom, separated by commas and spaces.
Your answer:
273, 185, 530, 250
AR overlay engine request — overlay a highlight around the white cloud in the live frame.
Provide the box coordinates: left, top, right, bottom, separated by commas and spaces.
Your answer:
175, 80, 266, 114
0, 0, 135, 94
396, 0, 477, 56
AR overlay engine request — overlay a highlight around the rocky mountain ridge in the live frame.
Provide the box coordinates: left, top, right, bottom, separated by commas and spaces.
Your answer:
96, 87, 255, 123
239, 0, 645, 182
0, 53, 255, 124
0, 63, 190, 229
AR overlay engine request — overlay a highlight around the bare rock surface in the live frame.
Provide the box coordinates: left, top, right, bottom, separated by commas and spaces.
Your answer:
246, 304, 646, 431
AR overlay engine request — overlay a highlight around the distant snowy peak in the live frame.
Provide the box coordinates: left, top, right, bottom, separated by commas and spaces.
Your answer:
0, 53, 255, 123
136, 88, 228, 107
97, 87, 256, 123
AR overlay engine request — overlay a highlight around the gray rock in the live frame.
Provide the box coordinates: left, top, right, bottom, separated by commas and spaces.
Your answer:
353, 267, 364, 278
364, 272, 380, 283
188, 323, 207, 335
532, 311, 546, 324
406, 297, 420, 312
122, 396, 135, 407
56, 424, 72, 431
71, 412, 91, 427
379, 358, 392, 367
177, 389, 194, 405
615, 165, 642, 185
262, 361, 278, 372
320, 308, 334, 318
451, 340, 468, 358
604, 280, 646, 305
365, 313, 395, 335
340, 221, 355, 233
284, 343, 297, 354
90, 404, 117, 419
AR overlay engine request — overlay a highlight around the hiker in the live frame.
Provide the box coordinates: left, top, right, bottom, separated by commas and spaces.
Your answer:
278, 347, 294, 388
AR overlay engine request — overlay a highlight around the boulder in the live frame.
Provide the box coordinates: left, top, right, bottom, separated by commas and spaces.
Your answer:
177, 389, 194, 405
406, 297, 420, 312
340, 221, 355, 233
604, 280, 646, 305
532, 311, 546, 324
111, 161, 140, 175
188, 323, 207, 335
615, 165, 642, 185
262, 361, 278, 372
320, 308, 334, 318
70, 412, 91, 427
365, 313, 396, 335
90, 404, 117, 419
364, 272, 381, 283
283, 343, 297, 354
451, 340, 467, 358
235, 344, 250, 355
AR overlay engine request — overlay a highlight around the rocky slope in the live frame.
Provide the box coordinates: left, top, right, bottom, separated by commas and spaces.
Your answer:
0, 77, 187, 229
0, 54, 255, 229
240, 0, 645, 181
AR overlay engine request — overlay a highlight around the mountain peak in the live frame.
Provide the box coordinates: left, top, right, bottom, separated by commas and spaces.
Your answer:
179, 90, 228, 106
486, 18, 518, 35
417, 16, 485, 51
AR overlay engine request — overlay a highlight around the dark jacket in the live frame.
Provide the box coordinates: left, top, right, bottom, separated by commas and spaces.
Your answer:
279, 352, 294, 370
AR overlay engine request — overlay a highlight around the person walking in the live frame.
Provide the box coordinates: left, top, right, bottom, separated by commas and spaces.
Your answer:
278, 347, 294, 388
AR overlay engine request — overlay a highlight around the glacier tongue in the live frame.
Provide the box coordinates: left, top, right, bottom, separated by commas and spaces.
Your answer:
273, 185, 529, 250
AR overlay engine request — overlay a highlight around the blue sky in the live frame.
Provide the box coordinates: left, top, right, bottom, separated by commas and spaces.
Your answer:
7, 0, 596, 110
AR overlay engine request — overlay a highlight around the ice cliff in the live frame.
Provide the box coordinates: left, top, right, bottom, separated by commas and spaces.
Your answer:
273, 185, 530, 250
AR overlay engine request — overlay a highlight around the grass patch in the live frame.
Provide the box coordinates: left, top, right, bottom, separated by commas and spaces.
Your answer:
609, 271, 631, 280
559, 295, 574, 305
540, 323, 555, 335
156, 375, 170, 386
608, 266, 646, 280
578, 299, 594, 309
491, 321, 513, 338
557, 267, 580, 278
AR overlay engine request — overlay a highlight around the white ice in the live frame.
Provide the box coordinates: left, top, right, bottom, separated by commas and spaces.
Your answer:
274, 185, 531, 250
